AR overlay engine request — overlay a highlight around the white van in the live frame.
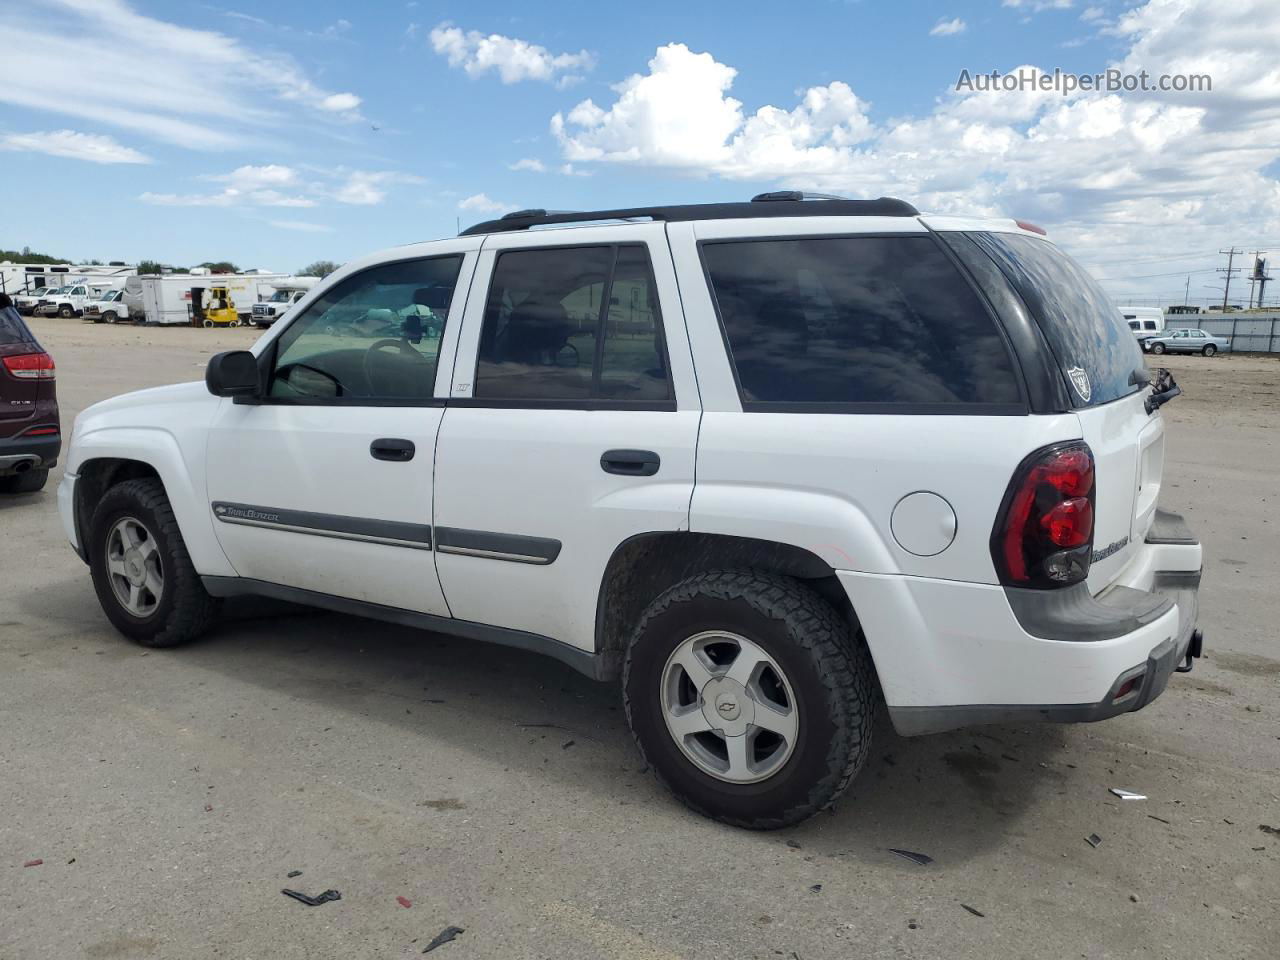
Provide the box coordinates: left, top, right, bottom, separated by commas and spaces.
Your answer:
1122, 307, 1165, 351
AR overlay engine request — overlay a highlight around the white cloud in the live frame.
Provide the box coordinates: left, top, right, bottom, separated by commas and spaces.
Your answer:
930, 18, 968, 37
458, 193, 512, 213
141, 164, 421, 208
269, 220, 334, 233
510, 157, 547, 172
0, 0, 364, 150
0, 129, 149, 164
1080, 5, 1107, 21
320, 92, 362, 112
430, 23, 594, 85
1003, 0, 1074, 9
330, 170, 425, 205
548, 3, 1280, 302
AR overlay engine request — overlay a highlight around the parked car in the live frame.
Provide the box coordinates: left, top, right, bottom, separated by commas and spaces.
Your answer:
0, 295, 60, 493
36, 283, 116, 319
12, 286, 53, 316
1121, 307, 1164, 351
57, 195, 1202, 828
1146, 328, 1229, 355
84, 289, 133, 324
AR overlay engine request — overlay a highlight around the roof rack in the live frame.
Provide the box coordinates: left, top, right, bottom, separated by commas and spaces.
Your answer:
459, 195, 919, 236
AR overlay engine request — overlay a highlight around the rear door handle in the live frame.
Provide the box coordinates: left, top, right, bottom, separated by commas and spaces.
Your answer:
371, 438, 415, 462
600, 449, 660, 477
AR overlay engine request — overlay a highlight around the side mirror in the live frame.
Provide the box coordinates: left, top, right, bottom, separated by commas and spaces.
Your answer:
206, 350, 260, 399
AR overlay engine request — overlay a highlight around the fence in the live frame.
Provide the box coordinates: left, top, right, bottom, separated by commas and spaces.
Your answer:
1168, 312, 1280, 354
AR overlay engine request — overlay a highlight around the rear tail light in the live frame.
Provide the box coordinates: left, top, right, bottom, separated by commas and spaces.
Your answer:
2, 352, 56, 380
21, 425, 59, 437
991, 442, 1095, 588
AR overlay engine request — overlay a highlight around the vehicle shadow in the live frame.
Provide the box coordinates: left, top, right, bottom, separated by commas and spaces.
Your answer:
19, 580, 1072, 866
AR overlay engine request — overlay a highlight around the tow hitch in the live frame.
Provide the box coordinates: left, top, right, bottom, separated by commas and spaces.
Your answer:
1175, 628, 1204, 673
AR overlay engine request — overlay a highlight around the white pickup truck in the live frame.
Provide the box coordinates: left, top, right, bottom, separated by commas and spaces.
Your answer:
36, 283, 114, 318
83, 289, 133, 324
57, 195, 1203, 828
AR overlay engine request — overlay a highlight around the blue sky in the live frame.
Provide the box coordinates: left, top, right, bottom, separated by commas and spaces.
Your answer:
2, 0, 1278, 305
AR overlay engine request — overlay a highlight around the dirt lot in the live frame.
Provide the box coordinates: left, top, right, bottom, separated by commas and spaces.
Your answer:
2, 320, 1278, 960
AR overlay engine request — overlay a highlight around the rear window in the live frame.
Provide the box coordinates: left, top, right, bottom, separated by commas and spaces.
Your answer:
971, 233, 1142, 408
701, 236, 1022, 411
0, 305, 36, 346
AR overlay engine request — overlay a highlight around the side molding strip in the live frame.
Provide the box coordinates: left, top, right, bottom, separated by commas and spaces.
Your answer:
435, 526, 561, 565
200, 576, 603, 680
211, 501, 433, 550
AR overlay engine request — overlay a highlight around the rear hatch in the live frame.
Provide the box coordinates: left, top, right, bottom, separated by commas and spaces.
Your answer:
970, 232, 1156, 590
0, 306, 43, 437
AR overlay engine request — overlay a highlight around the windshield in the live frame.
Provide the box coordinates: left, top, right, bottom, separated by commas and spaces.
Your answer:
970, 232, 1143, 408
269, 290, 293, 302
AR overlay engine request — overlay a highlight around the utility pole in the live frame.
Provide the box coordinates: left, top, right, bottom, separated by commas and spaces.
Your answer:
1184, 275, 1190, 306
1218, 247, 1243, 311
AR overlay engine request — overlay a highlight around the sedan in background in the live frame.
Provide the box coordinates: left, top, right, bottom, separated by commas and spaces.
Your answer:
1146, 328, 1230, 356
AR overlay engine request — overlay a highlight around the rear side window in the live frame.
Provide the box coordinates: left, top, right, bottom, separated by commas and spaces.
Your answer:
702, 236, 1022, 410
475, 244, 672, 405
0, 305, 36, 345
971, 233, 1142, 408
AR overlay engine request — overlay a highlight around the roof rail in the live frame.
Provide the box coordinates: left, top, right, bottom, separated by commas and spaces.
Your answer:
459, 196, 919, 236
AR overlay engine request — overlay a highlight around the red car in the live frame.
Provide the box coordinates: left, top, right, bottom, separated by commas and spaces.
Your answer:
0, 295, 60, 493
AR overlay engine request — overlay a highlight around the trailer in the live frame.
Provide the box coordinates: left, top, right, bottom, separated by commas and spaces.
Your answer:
0, 262, 134, 298
135, 271, 297, 325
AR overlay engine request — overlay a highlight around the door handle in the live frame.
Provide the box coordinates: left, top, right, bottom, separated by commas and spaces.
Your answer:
370, 438, 415, 462
600, 449, 660, 477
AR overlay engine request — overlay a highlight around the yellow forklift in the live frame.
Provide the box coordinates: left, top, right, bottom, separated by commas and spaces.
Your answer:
190, 285, 242, 328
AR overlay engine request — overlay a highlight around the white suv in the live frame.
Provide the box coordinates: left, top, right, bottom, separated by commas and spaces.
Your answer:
57, 195, 1203, 828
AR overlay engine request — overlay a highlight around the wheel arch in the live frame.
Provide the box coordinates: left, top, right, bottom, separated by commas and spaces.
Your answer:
72, 437, 235, 577
593, 531, 862, 681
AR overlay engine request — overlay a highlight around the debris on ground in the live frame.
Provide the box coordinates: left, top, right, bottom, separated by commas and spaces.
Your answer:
281, 888, 342, 906
1109, 788, 1147, 800
23, 859, 42, 868
397, 896, 412, 908
1259, 824, 1280, 836
422, 925, 465, 953
785, 839, 802, 849
67, 858, 75, 864
887, 848, 934, 866
1129, 894, 1139, 903
809, 883, 823, 893
562, 740, 575, 750
1086, 833, 1103, 848
286, 870, 302, 878
1148, 815, 1172, 825
204, 804, 213, 812
960, 904, 985, 917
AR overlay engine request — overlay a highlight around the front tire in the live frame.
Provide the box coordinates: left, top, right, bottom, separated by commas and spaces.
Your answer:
1202, 344, 1217, 356
623, 571, 875, 829
1151, 342, 1166, 355
88, 478, 218, 647
58, 305, 74, 318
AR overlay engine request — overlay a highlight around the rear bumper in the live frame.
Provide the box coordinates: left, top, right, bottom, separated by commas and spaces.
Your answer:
841, 509, 1202, 736
0, 433, 60, 475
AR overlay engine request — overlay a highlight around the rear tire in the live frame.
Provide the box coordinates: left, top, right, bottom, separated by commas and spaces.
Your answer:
88, 478, 218, 647
1202, 344, 1216, 356
0, 468, 48, 494
58, 305, 74, 318
202, 319, 214, 328
1151, 342, 1166, 355
623, 570, 875, 829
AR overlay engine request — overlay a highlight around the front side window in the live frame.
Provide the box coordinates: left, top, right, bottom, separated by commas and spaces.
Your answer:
702, 235, 1021, 409
474, 244, 671, 404
268, 256, 461, 402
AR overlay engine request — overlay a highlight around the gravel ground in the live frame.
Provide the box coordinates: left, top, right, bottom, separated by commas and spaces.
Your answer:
2, 320, 1277, 960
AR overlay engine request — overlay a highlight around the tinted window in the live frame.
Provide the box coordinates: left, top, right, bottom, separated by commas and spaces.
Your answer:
972, 233, 1142, 408
0, 305, 36, 345
268, 256, 461, 402
702, 236, 1021, 408
475, 244, 671, 403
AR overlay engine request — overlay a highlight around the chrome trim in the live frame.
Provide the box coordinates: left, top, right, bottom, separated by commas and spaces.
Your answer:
214, 515, 433, 550
436, 543, 553, 565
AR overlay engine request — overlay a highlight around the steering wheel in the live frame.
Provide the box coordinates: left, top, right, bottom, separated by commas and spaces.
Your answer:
362, 337, 428, 395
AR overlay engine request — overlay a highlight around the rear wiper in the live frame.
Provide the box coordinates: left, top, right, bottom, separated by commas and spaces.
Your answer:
1144, 367, 1181, 414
